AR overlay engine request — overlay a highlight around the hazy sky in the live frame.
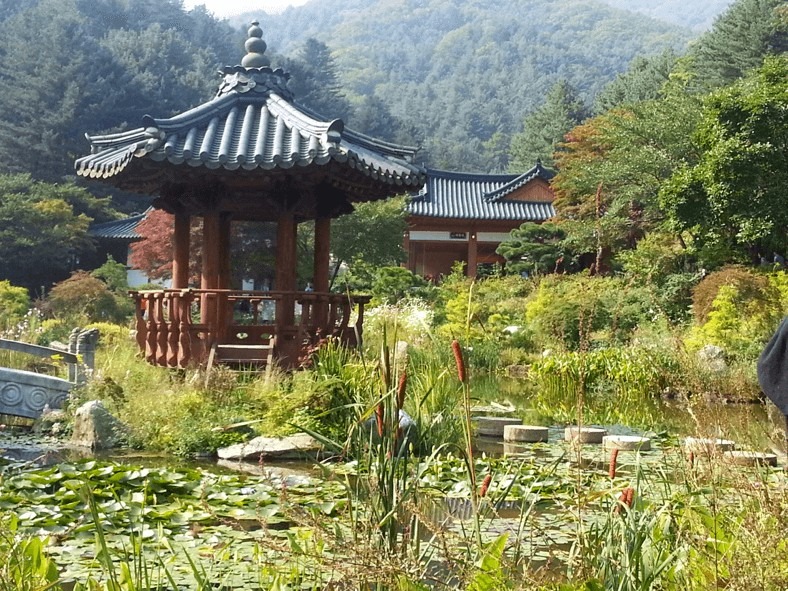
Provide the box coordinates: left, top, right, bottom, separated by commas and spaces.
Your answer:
182, 0, 311, 18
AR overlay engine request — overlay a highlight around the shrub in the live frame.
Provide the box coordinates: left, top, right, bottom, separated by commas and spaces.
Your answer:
0, 280, 29, 331
47, 271, 128, 324
524, 274, 651, 351
691, 265, 773, 324
436, 275, 534, 346
686, 282, 784, 359
85, 322, 132, 348
371, 266, 434, 305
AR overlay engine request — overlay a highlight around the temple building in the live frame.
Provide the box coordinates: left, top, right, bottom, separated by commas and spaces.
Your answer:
405, 162, 556, 278
76, 21, 425, 369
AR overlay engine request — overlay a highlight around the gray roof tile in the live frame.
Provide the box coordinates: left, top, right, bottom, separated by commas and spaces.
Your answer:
87, 210, 147, 240
408, 164, 556, 221
75, 68, 424, 189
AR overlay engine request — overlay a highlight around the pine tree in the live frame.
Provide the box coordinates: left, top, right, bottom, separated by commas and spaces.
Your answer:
688, 0, 788, 89
509, 80, 588, 171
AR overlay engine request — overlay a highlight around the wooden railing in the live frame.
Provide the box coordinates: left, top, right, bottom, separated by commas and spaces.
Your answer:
130, 289, 371, 369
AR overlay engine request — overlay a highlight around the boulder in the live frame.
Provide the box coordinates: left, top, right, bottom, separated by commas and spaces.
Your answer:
33, 405, 68, 435
217, 432, 323, 461
362, 409, 419, 450
70, 400, 126, 450
697, 345, 727, 373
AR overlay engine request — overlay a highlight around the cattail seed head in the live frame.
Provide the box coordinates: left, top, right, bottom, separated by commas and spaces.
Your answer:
396, 372, 407, 410
479, 474, 492, 498
451, 340, 467, 383
614, 487, 635, 514
609, 448, 619, 479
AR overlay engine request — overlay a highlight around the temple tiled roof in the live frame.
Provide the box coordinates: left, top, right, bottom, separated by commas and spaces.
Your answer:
87, 210, 147, 240
75, 22, 424, 192
407, 164, 555, 221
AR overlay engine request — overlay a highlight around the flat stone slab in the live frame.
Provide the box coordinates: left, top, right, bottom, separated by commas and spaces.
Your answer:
603, 435, 651, 452
504, 425, 548, 443
473, 416, 522, 437
217, 433, 323, 461
565, 426, 607, 444
683, 437, 735, 454
723, 450, 778, 467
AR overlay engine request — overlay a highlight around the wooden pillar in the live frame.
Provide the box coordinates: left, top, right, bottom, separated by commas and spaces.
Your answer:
403, 230, 412, 272
172, 210, 190, 289
275, 212, 297, 325
201, 211, 220, 326
313, 217, 331, 293
218, 213, 232, 290
313, 216, 331, 329
467, 231, 478, 278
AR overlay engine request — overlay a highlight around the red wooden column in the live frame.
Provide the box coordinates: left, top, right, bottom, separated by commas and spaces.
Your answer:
172, 210, 190, 289
313, 216, 331, 329
467, 231, 478, 278
201, 211, 220, 327
218, 213, 232, 290
275, 212, 297, 325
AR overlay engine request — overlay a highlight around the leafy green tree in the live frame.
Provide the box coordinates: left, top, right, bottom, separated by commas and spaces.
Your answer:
371, 266, 431, 305
91, 255, 129, 293
496, 222, 572, 276
552, 80, 704, 268
660, 56, 788, 263
331, 197, 407, 276
509, 80, 588, 171
0, 174, 115, 292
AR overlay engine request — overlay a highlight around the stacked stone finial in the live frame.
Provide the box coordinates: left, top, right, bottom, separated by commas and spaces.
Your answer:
242, 21, 270, 68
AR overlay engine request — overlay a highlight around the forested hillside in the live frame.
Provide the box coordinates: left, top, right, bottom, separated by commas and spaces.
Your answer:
242, 0, 695, 170
598, 0, 735, 31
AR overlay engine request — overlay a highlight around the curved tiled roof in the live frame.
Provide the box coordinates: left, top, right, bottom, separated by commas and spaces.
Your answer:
75, 67, 424, 190
87, 210, 147, 240
407, 164, 555, 221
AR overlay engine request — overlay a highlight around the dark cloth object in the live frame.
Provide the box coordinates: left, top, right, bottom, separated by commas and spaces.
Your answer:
757, 317, 788, 414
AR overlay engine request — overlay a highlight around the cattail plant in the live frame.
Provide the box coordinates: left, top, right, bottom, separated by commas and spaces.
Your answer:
452, 339, 467, 383
614, 486, 635, 515
609, 448, 619, 479
396, 371, 407, 411
479, 474, 492, 498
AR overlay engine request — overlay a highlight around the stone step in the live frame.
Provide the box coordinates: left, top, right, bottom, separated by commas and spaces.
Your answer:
723, 450, 778, 467
473, 416, 522, 437
603, 435, 652, 452
565, 426, 607, 444
504, 424, 548, 443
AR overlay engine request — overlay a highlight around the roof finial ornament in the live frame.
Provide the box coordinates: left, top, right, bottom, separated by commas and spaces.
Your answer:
242, 20, 270, 68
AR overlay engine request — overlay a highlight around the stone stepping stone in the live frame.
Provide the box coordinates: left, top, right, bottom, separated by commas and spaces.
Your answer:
723, 450, 778, 467
565, 426, 607, 444
473, 416, 522, 437
504, 424, 548, 443
683, 437, 735, 455
603, 435, 651, 452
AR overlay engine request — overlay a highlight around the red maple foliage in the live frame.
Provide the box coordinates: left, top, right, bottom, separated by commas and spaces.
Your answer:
129, 210, 202, 282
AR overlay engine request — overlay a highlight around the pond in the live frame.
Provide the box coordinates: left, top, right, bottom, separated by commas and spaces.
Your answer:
1, 389, 785, 589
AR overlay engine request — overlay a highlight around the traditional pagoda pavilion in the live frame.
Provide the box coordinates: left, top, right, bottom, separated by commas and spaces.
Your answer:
405, 163, 555, 278
76, 22, 425, 369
